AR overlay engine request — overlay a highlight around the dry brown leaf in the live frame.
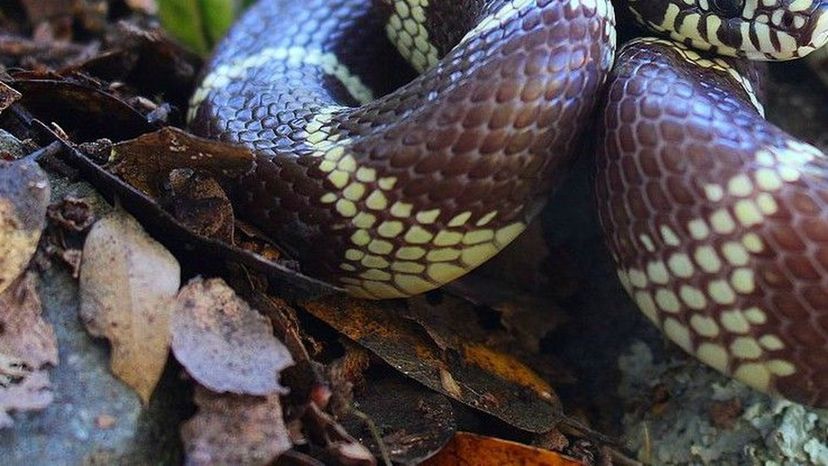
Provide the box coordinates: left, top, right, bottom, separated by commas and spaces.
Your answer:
181, 386, 291, 466
0, 82, 22, 113
46, 196, 95, 232
421, 432, 585, 466
110, 127, 254, 198
0, 158, 50, 296
0, 273, 58, 428
0, 369, 53, 429
300, 297, 561, 433
342, 376, 456, 465
165, 169, 234, 243
79, 209, 180, 404
172, 277, 294, 396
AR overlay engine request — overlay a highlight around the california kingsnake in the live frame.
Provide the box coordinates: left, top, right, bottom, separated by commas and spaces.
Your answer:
189, 1, 828, 406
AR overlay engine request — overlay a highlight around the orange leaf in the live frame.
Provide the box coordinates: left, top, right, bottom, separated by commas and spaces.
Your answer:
422, 432, 584, 466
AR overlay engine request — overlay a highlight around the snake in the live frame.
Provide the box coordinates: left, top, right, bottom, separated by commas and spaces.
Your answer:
189, 0, 617, 300
597, 1, 828, 407
188, 0, 828, 406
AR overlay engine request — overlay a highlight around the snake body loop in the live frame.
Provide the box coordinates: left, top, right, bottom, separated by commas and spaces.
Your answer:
628, 0, 828, 60
192, 0, 828, 406
595, 4, 828, 405
190, 0, 617, 299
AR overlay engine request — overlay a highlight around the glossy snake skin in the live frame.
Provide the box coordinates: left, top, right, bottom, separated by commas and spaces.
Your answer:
190, 0, 828, 406
190, 0, 617, 299
628, 0, 828, 60
597, 2, 828, 406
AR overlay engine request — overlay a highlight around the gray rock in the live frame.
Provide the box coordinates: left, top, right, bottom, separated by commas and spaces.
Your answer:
0, 173, 188, 465
0, 129, 26, 158
618, 341, 828, 466
0, 265, 188, 466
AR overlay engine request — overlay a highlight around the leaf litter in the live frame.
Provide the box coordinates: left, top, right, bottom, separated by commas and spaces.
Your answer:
0, 273, 58, 428
181, 386, 292, 466
0, 157, 49, 296
171, 277, 294, 396
79, 209, 180, 403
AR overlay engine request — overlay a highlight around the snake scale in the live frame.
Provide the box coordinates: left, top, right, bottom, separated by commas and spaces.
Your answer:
189, 1, 828, 406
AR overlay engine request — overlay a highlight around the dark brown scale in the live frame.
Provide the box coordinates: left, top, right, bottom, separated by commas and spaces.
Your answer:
595, 39, 828, 407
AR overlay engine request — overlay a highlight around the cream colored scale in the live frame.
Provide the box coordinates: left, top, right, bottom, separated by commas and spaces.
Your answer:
632, 1, 825, 60
188, 47, 376, 122
384, 0, 440, 73
304, 110, 528, 298
311, 0, 616, 298
616, 138, 824, 392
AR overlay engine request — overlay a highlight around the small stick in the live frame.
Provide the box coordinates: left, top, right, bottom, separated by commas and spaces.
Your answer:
350, 408, 392, 466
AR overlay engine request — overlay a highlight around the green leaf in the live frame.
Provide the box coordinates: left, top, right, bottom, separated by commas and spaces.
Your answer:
158, 0, 252, 56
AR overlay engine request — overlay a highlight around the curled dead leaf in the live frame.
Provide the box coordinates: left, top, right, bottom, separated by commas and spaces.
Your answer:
171, 277, 294, 396
0, 273, 58, 428
422, 432, 584, 466
46, 196, 95, 232
182, 386, 292, 466
0, 158, 50, 296
9, 76, 154, 142
79, 209, 180, 404
164, 169, 234, 243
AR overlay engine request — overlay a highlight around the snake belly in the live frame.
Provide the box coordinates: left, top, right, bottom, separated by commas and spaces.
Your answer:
190, 0, 616, 299
596, 35, 828, 406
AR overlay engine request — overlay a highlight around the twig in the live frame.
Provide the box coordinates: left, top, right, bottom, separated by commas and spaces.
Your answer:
350, 408, 392, 466
20, 140, 62, 164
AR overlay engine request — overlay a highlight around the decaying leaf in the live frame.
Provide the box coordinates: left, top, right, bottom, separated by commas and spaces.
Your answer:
172, 277, 294, 395
79, 209, 181, 403
181, 386, 292, 466
0, 82, 22, 114
46, 196, 95, 232
0, 274, 58, 368
164, 169, 234, 243
0, 273, 58, 428
406, 293, 574, 390
300, 297, 561, 433
110, 127, 254, 198
301, 401, 376, 466
9, 76, 155, 142
0, 369, 53, 430
0, 158, 50, 296
342, 376, 456, 465
72, 21, 202, 113
421, 432, 584, 466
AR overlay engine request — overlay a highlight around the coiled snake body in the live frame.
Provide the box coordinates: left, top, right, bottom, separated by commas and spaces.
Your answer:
190, 1, 828, 405
190, 0, 617, 299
